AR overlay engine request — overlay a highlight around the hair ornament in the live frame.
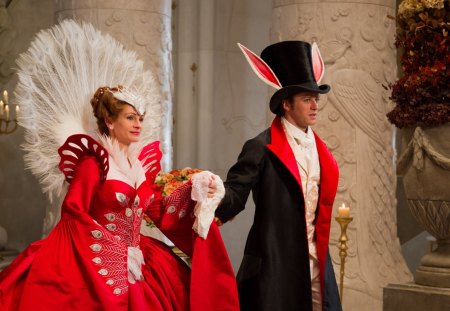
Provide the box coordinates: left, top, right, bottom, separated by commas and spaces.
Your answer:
110, 87, 147, 115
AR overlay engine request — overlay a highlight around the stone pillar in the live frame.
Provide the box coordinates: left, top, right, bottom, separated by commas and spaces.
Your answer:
271, 0, 412, 309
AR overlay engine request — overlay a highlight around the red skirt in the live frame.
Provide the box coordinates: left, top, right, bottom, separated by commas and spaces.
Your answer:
0, 224, 189, 311
0, 220, 239, 311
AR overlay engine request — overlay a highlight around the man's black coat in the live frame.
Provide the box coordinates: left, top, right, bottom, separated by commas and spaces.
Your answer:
216, 117, 342, 311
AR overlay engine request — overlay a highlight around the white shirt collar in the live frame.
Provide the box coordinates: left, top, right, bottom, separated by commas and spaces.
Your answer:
281, 117, 315, 148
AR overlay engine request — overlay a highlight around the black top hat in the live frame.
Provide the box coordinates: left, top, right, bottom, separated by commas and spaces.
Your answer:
260, 41, 330, 114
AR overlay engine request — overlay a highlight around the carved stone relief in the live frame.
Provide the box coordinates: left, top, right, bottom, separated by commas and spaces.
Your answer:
272, 1, 412, 310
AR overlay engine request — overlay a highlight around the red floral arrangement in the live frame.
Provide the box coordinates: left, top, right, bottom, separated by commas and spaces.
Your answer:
387, 0, 450, 127
154, 168, 203, 196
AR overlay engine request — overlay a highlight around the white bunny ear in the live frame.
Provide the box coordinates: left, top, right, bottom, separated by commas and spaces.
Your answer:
311, 42, 325, 83
237, 43, 282, 90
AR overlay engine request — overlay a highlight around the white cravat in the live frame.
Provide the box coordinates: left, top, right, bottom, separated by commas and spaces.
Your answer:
282, 117, 321, 259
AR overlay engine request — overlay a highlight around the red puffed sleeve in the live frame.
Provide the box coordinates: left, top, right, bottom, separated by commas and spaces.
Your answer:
150, 181, 196, 256
61, 156, 101, 217
58, 134, 109, 217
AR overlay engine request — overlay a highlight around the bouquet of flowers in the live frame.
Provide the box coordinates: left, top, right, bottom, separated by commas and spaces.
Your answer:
143, 168, 202, 227
155, 167, 203, 196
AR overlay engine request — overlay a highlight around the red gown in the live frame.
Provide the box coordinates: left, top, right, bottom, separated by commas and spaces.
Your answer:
0, 134, 239, 311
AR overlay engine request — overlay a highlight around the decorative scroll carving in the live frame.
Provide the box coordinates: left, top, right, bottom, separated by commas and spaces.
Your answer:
398, 127, 450, 173
408, 200, 450, 240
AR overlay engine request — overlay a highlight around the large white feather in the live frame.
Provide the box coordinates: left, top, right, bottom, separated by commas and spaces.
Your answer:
16, 19, 163, 203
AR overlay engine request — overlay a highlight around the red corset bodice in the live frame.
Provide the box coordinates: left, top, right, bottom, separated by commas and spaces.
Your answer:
89, 179, 155, 248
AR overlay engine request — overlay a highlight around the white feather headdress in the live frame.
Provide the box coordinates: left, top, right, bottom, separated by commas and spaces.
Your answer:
16, 19, 163, 202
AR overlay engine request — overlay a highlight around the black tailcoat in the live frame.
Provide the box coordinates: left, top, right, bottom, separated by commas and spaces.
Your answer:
216, 117, 341, 311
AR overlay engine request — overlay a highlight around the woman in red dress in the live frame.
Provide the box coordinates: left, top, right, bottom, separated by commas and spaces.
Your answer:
0, 85, 239, 311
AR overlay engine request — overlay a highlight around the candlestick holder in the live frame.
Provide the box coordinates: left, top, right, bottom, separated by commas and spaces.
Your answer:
0, 118, 18, 135
335, 216, 353, 305
0, 90, 19, 135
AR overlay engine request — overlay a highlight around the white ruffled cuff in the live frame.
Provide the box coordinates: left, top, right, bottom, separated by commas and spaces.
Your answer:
191, 171, 225, 239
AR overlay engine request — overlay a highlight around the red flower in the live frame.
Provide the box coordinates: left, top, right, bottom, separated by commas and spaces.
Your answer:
388, 3, 450, 127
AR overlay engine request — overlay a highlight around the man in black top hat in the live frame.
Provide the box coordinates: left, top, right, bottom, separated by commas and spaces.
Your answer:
215, 41, 342, 311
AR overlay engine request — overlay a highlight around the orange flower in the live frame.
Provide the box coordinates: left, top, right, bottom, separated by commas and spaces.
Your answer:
155, 168, 202, 196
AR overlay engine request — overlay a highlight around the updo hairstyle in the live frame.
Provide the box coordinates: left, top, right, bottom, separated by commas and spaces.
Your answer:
91, 86, 128, 135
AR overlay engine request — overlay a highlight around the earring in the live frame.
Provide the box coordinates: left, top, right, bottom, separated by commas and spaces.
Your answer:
108, 125, 113, 130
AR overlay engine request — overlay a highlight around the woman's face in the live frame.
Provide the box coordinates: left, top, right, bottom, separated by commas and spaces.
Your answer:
107, 104, 143, 146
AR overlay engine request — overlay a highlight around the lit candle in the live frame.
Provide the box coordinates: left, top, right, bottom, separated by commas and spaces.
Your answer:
15, 105, 20, 117
0, 100, 3, 116
3, 90, 8, 104
5, 105, 9, 120
338, 203, 350, 218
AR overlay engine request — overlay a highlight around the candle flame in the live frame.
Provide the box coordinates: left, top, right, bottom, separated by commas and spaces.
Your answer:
3, 90, 8, 104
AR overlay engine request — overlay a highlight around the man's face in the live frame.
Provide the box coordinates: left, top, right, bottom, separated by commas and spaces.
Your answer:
282, 91, 319, 132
